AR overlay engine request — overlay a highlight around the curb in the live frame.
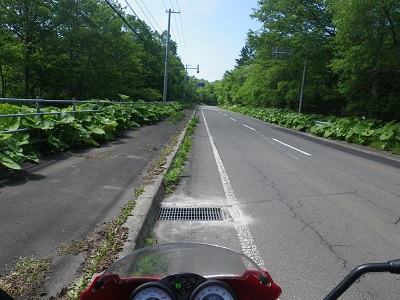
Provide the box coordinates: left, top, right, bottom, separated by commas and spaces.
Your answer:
121, 107, 198, 256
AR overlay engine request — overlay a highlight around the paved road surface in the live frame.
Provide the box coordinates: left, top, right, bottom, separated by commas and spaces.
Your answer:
0, 115, 190, 274
154, 106, 400, 300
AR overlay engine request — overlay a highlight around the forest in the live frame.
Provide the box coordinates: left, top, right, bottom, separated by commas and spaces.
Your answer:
1, 0, 400, 120
213, 0, 400, 121
0, 0, 204, 102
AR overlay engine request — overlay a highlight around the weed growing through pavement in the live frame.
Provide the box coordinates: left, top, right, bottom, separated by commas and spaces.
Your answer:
0, 114, 194, 299
164, 117, 198, 194
0, 257, 52, 298
63, 117, 193, 298
168, 110, 186, 124
63, 191, 141, 299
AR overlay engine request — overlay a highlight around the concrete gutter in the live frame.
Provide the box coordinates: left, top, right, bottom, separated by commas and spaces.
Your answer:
121, 107, 197, 256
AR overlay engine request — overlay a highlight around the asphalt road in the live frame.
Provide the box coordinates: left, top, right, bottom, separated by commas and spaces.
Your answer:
154, 106, 400, 300
0, 115, 190, 275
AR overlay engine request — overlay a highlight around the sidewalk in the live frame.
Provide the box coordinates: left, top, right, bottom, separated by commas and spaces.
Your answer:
0, 108, 195, 297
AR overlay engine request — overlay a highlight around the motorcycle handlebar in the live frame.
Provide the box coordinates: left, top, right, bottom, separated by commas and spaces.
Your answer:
388, 259, 400, 274
323, 259, 400, 300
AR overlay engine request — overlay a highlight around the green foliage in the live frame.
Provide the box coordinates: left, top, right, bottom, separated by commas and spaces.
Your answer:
226, 105, 321, 132
226, 105, 400, 154
164, 117, 197, 193
0, 0, 185, 101
212, 0, 400, 121
168, 110, 186, 124
0, 101, 183, 170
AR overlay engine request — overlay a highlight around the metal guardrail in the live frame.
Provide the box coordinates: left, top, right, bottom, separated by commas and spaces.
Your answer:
0, 97, 164, 135
314, 121, 331, 127
0, 97, 170, 153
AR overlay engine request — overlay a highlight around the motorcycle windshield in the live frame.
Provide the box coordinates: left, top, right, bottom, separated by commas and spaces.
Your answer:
98, 242, 267, 281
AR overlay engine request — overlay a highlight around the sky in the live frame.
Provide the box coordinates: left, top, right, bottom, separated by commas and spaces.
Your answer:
116, 0, 262, 82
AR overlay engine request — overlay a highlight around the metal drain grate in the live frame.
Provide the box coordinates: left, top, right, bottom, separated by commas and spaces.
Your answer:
158, 207, 223, 221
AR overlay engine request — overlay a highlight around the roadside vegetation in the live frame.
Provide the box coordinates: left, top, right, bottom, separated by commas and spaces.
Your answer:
225, 106, 400, 155
0, 257, 52, 299
164, 116, 198, 194
0, 101, 183, 171
212, 0, 400, 123
0, 110, 192, 299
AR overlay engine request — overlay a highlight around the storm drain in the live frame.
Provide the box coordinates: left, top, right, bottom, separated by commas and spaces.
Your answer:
158, 207, 223, 221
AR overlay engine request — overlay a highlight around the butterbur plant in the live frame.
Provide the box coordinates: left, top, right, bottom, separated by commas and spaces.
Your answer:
0, 101, 183, 170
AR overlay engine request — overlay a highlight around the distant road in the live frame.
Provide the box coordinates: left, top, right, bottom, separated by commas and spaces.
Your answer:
155, 106, 400, 300
0, 117, 188, 273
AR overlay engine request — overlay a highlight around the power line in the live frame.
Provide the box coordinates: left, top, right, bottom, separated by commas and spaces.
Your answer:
161, 0, 168, 10
172, 0, 191, 65
104, 0, 164, 62
141, 0, 163, 33
177, 12, 191, 65
105, 0, 186, 90
174, 0, 180, 11
168, 0, 175, 11
123, 0, 139, 19
134, 0, 163, 33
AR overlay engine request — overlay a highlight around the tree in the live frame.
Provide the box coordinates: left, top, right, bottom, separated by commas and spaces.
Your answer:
0, 0, 186, 102
235, 41, 255, 68
216, 0, 346, 114
331, 0, 400, 120
0, 0, 63, 97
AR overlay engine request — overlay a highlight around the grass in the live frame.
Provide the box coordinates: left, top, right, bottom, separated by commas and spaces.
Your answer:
0, 111, 196, 299
145, 231, 157, 246
0, 257, 52, 298
164, 116, 198, 194
62, 115, 195, 298
168, 110, 186, 124
63, 193, 141, 299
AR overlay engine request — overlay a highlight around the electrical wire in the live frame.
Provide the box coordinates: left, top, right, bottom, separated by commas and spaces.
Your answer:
168, 0, 175, 11
104, 0, 164, 62
172, 0, 191, 66
105, 0, 185, 79
134, 0, 163, 33
178, 14, 190, 64
161, 0, 168, 10
123, 0, 139, 19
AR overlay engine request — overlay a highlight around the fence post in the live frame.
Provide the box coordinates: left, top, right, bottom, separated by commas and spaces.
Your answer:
72, 98, 77, 116
36, 96, 41, 114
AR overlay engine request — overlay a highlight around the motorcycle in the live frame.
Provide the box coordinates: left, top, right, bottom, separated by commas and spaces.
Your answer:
80, 242, 400, 300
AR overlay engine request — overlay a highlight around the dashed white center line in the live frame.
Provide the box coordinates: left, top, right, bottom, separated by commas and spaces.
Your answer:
230, 118, 237, 122
272, 138, 312, 156
286, 152, 299, 160
243, 124, 255, 131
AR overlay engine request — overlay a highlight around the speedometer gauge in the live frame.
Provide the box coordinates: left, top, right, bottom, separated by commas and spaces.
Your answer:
190, 280, 238, 300
129, 282, 176, 300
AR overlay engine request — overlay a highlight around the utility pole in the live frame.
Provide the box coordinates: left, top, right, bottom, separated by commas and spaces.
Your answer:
298, 59, 307, 114
272, 47, 307, 114
163, 9, 180, 102
183, 64, 200, 101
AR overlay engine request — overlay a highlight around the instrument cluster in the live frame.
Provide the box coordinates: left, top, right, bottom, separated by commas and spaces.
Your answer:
129, 273, 237, 300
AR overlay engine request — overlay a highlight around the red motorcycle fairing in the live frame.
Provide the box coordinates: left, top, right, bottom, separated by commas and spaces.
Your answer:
80, 270, 282, 300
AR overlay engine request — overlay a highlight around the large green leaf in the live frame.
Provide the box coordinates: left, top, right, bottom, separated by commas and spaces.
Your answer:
0, 152, 21, 169
35, 116, 54, 130
0, 116, 20, 131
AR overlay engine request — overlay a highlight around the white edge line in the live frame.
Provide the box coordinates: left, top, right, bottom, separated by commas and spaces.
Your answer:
201, 109, 266, 269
